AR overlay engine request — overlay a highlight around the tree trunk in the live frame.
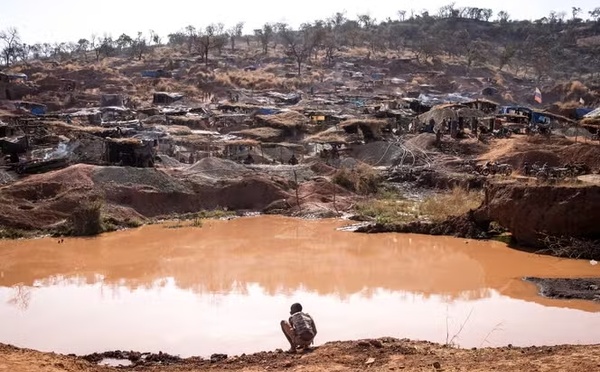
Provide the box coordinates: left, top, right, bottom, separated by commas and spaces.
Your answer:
297, 60, 302, 77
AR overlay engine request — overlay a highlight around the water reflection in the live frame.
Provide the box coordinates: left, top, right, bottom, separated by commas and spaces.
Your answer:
0, 216, 599, 356
1, 217, 598, 310
6, 284, 32, 311
1, 279, 598, 358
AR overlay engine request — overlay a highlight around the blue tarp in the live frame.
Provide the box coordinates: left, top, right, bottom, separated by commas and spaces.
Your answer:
31, 106, 46, 115
256, 108, 281, 115
576, 108, 594, 119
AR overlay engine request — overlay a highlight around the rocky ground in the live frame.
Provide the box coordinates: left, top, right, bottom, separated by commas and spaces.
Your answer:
2, 338, 600, 372
525, 277, 600, 301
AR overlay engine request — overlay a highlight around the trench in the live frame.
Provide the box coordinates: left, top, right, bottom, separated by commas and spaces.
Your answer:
0, 215, 598, 358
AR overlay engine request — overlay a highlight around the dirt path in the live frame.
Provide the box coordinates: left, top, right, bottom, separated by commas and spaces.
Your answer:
2, 339, 600, 372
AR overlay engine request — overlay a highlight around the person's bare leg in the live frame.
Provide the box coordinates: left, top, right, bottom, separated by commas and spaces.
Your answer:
280, 320, 296, 352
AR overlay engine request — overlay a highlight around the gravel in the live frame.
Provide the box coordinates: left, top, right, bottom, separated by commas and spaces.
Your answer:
92, 166, 192, 193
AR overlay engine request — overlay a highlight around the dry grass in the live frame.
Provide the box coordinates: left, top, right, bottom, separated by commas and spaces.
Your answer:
303, 127, 348, 144
231, 127, 285, 141
332, 164, 381, 195
214, 69, 298, 91
355, 194, 421, 225
355, 187, 484, 225
420, 187, 484, 222
256, 111, 308, 129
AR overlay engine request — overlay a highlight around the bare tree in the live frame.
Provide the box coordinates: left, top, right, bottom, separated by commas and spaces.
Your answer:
185, 25, 197, 53
131, 32, 147, 60
0, 27, 21, 66
227, 22, 244, 51
197, 24, 219, 65
254, 23, 274, 54
77, 38, 89, 61
280, 27, 314, 76
398, 10, 407, 21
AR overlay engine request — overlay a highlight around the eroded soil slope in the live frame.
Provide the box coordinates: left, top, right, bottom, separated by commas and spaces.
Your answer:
2, 339, 600, 372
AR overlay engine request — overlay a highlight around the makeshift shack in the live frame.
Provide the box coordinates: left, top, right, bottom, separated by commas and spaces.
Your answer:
100, 94, 125, 107
153, 92, 184, 105
339, 119, 387, 142
254, 110, 308, 139
14, 101, 47, 116
104, 138, 157, 167
464, 99, 499, 114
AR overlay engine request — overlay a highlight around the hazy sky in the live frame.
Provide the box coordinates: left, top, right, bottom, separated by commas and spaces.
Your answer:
0, 0, 598, 44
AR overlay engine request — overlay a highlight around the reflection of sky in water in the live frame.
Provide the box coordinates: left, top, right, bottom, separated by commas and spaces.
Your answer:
1, 278, 599, 358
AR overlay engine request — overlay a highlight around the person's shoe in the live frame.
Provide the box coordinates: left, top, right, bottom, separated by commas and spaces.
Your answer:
285, 348, 296, 354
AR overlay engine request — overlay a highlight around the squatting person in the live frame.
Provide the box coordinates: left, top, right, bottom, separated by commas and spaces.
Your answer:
280, 303, 317, 353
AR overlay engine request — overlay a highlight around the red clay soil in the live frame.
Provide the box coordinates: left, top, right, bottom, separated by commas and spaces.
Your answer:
479, 181, 600, 247
0, 164, 293, 231
486, 136, 600, 170
2, 339, 599, 372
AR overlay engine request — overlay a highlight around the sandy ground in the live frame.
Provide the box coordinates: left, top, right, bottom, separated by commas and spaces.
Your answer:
2, 339, 600, 372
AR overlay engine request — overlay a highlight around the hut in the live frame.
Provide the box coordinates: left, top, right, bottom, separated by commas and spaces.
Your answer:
339, 119, 387, 142
229, 127, 285, 142
100, 94, 125, 107
254, 110, 308, 139
464, 99, 499, 114
153, 92, 184, 105
104, 138, 157, 167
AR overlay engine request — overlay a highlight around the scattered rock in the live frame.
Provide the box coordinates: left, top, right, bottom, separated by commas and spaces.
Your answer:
210, 353, 228, 363
366, 357, 376, 365
369, 339, 384, 348
433, 361, 442, 369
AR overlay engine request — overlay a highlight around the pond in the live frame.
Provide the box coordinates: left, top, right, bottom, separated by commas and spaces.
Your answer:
0, 216, 598, 357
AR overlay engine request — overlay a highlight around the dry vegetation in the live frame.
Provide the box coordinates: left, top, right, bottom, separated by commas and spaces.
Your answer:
355, 187, 484, 225
332, 164, 381, 195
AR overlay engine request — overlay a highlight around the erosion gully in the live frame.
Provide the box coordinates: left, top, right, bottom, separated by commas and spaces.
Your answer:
0, 215, 598, 358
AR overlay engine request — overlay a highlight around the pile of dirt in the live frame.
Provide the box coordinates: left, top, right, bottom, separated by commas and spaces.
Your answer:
3, 338, 600, 372
349, 142, 407, 167
0, 164, 291, 231
405, 133, 436, 150
559, 144, 600, 170
497, 150, 562, 169
185, 157, 250, 179
288, 177, 355, 217
156, 154, 185, 168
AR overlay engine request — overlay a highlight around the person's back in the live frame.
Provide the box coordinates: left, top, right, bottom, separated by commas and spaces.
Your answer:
280, 303, 317, 353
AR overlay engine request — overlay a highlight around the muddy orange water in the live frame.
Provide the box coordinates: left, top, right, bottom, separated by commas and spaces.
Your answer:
0, 216, 599, 357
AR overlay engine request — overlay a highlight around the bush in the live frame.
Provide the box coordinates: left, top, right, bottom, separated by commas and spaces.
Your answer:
332, 164, 381, 195
69, 200, 104, 236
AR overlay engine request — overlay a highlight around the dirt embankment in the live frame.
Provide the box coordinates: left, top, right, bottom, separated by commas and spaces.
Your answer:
0, 159, 354, 233
479, 182, 600, 249
358, 180, 600, 259
2, 339, 600, 372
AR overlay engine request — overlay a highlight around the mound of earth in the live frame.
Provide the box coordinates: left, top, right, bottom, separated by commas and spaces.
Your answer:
478, 181, 600, 248
484, 136, 600, 171
350, 141, 408, 166
2, 338, 600, 372
0, 164, 291, 231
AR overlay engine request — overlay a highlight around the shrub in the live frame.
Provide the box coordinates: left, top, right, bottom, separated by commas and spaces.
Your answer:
332, 164, 381, 195
69, 200, 104, 236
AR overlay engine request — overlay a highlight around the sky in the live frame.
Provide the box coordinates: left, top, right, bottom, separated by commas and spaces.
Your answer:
0, 0, 598, 45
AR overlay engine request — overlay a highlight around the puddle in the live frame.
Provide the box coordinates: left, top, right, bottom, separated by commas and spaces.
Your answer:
0, 216, 598, 357
99, 358, 133, 367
